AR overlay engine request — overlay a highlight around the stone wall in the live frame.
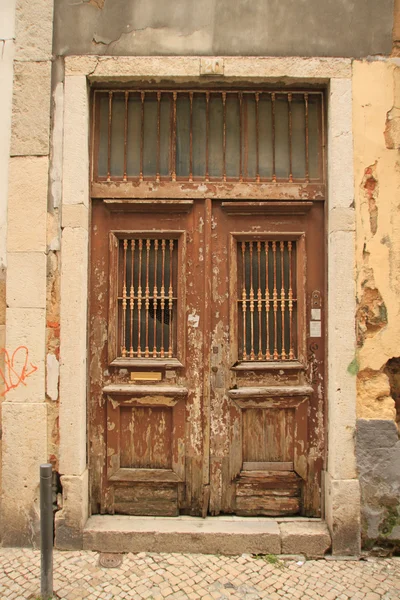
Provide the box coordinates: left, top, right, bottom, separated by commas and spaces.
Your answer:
353, 58, 400, 548
1, 0, 55, 546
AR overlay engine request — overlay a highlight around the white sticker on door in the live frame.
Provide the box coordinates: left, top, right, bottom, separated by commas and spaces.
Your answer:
310, 321, 322, 337
188, 313, 200, 328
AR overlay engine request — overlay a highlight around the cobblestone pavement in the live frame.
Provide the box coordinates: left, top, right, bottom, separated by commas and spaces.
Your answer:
0, 549, 398, 600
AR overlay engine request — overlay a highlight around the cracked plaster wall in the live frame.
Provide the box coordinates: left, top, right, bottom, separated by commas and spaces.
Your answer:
353, 59, 400, 547
54, 0, 394, 58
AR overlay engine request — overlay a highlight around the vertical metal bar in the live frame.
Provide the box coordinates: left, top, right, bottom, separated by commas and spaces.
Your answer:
189, 92, 193, 182
280, 241, 286, 360
122, 239, 128, 357
249, 241, 255, 360
243, 94, 248, 179
145, 239, 151, 358
160, 239, 166, 358
288, 93, 293, 183
222, 92, 227, 182
139, 91, 145, 182
241, 242, 247, 360
123, 91, 128, 182
172, 92, 177, 181
153, 239, 158, 357
129, 240, 135, 358
265, 242, 271, 360
156, 92, 161, 183
91, 91, 96, 183
272, 241, 278, 360
257, 241, 262, 360
168, 239, 174, 358
239, 93, 243, 182
137, 239, 143, 357
205, 92, 210, 181
40, 464, 53, 600
107, 91, 112, 181
255, 92, 260, 183
271, 93, 276, 182
321, 92, 326, 182
169, 93, 173, 180
304, 93, 309, 182
288, 241, 294, 360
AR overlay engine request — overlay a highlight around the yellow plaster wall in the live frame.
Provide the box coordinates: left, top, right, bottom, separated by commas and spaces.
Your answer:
353, 60, 400, 421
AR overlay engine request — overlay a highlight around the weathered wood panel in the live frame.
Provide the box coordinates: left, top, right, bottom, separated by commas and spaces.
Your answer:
236, 496, 300, 516
114, 483, 178, 516
236, 471, 301, 516
242, 408, 294, 463
120, 406, 172, 469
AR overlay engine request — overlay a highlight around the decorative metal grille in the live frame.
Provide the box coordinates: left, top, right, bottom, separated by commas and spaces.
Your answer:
93, 90, 324, 183
118, 237, 177, 358
238, 240, 297, 361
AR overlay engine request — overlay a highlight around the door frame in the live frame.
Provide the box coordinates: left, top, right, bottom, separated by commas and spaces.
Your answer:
55, 57, 360, 556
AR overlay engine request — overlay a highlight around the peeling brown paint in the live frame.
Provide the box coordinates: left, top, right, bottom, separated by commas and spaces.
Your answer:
384, 357, 400, 424
356, 286, 388, 347
361, 163, 379, 236
357, 367, 396, 420
384, 106, 400, 149
88, 0, 105, 9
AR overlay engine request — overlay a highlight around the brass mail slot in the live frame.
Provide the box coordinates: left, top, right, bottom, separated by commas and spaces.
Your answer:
130, 371, 162, 381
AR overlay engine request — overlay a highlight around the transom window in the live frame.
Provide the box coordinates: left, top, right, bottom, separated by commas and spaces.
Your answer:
93, 90, 324, 184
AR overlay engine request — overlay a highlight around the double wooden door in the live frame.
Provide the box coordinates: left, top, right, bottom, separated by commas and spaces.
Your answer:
89, 198, 325, 517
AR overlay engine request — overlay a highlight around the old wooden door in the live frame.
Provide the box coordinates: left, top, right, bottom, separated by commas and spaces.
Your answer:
89, 197, 324, 517
89, 88, 326, 518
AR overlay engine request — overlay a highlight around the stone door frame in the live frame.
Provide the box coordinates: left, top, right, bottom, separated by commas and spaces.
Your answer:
55, 55, 360, 555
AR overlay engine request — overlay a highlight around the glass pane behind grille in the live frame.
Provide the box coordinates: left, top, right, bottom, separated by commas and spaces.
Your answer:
118, 238, 177, 359
238, 240, 297, 361
95, 91, 323, 183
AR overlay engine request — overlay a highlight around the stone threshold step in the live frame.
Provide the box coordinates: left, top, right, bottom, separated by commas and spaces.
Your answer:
83, 515, 331, 559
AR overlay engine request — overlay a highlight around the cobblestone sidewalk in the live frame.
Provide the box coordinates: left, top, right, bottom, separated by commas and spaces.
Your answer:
0, 549, 399, 600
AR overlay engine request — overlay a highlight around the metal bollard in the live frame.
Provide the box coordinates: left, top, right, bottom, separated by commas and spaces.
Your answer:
40, 464, 53, 600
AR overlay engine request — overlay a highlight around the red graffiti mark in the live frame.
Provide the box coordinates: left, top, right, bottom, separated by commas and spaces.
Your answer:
0, 346, 38, 397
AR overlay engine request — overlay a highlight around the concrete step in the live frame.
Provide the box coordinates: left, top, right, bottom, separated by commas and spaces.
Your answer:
83, 515, 331, 558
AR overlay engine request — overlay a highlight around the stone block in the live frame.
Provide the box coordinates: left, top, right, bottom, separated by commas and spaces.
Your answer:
7, 252, 46, 308
327, 230, 357, 479
328, 207, 355, 234
8, 157, 48, 252
65, 56, 201, 78
49, 77, 64, 210
46, 353, 59, 401
83, 516, 281, 555
0, 0, 16, 39
63, 76, 89, 207
357, 418, 399, 450
224, 57, 351, 80
357, 372, 396, 420
0, 269, 6, 325
5, 307, 45, 402
356, 419, 400, 545
59, 227, 88, 475
62, 204, 89, 230
0, 39, 15, 270
328, 79, 354, 210
15, 0, 54, 61
11, 61, 51, 156
325, 474, 361, 556
280, 522, 331, 558
1, 402, 47, 546
55, 469, 89, 550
